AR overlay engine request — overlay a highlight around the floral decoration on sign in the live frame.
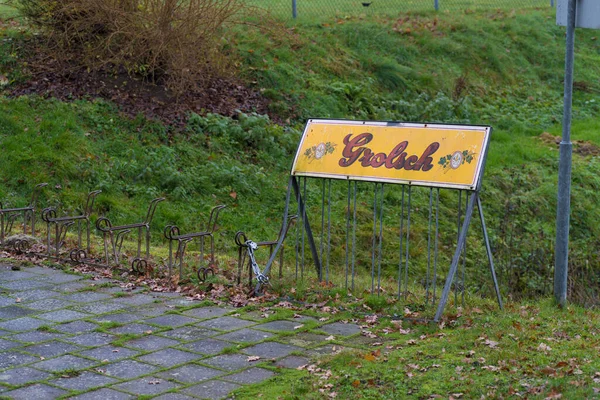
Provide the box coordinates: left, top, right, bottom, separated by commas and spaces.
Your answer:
438, 150, 476, 172
304, 142, 337, 162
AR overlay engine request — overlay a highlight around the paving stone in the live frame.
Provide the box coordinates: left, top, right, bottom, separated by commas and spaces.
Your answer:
157, 364, 224, 383
31, 354, 97, 372
113, 376, 180, 396
138, 348, 202, 367
320, 322, 361, 336
25, 298, 75, 311
292, 315, 318, 323
74, 301, 127, 314
62, 292, 113, 303
2, 383, 67, 399
0, 337, 22, 351
9, 330, 64, 343
124, 335, 179, 351
0, 279, 50, 291
201, 354, 253, 372
50, 370, 119, 390
68, 388, 135, 400
182, 379, 240, 400
78, 346, 140, 362
254, 320, 302, 332
275, 355, 311, 369
196, 316, 255, 331
158, 325, 216, 341
281, 332, 328, 348
144, 314, 198, 327
20, 266, 57, 275
109, 323, 155, 335
164, 298, 197, 307
0, 270, 39, 281
0, 350, 38, 369
38, 309, 89, 322
54, 320, 98, 334
69, 332, 115, 347
102, 359, 159, 379
146, 290, 181, 297
308, 344, 346, 356
57, 281, 90, 292
0, 296, 15, 307
43, 273, 83, 283
216, 328, 274, 343
243, 342, 302, 359
0, 316, 47, 331
0, 366, 52, 385
8, 289, 60, 302
0, 305, 38, 319
23, 340, 83, 358
136, 305, 173, 317
0, 328, 11, 336
222, 367, 275, 384
153, 394, 197, 400
180, 338, 232, 355
110, 293, 157, 306
94, 313, 141, 324
183, 306, 231, 320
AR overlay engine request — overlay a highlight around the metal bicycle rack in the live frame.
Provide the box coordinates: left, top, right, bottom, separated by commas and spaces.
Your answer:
163, 204, 227, 280
235, 214, 298, 289
41, 190, 101, 259
96, 197, 165, 269
0, 183, 48, 249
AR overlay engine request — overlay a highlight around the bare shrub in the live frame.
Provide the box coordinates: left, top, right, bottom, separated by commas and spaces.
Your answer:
14, 0, 247, 94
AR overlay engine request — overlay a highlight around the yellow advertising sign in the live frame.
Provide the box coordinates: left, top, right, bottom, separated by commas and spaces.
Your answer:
291, 120, 491, 190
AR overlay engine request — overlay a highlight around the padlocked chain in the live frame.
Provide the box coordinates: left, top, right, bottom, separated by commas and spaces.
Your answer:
245, 239, 269, 285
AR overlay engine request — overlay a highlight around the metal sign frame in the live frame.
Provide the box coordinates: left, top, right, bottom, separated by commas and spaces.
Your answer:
258, 119, 501, 321
291, 119, 491, 191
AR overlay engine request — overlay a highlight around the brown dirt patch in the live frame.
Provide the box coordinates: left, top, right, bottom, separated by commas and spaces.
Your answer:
539, 132, 600, 157
7, 38, 274, 129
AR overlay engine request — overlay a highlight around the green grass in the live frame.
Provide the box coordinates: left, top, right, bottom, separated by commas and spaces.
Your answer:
233, 299, 600, 399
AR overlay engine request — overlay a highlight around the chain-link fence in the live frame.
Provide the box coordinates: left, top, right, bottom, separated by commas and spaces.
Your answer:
248, 0, 555, 20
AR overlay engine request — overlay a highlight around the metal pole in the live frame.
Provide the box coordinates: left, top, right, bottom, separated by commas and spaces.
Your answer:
292, 0, 297, 18
434, 0, 439, 11
554, 0, 576, 308
434, 192, 477, 322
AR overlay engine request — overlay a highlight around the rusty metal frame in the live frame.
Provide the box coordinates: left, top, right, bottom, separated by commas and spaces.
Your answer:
0, 183, 48, 247
96, 197, 164, 267
163, 204, 226, 279
42, 190, 101, 259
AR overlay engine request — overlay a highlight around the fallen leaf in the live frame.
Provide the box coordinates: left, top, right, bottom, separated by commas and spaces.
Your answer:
247, 356, 260, 362
538, 343, 552, 352
325, 335, 335, 341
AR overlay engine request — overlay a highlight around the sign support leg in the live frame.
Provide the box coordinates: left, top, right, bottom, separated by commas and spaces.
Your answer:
434, 192, 477, 322
263, 176, 322, 280
477, 195, 503, 309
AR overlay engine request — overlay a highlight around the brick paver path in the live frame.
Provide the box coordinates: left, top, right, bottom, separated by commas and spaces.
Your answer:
0, 263, 360, 399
